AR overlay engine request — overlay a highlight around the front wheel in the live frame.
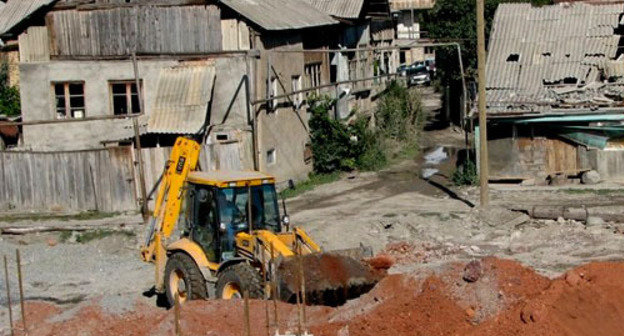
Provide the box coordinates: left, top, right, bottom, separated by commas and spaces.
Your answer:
216, 263, 263, 299
164, 253, 207, 307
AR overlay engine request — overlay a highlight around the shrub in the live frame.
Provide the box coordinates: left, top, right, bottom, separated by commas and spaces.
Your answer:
451, 159, 479, 186
307, 81, 425, 174
308, 95, 355, 173
0, 61, 19, 117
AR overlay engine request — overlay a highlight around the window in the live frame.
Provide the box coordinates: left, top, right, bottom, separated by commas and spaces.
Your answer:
304, 62, 322, 90
291, 75, 302, 107
110, 81, 142, 115
266, 148, 276, 165
53, 82, 85, 119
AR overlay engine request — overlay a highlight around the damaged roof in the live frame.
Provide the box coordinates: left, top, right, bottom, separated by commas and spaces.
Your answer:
147, 62, 216, 134
219, 0, 337, 31
486, 3, 624, 116
0, 0, 56, 36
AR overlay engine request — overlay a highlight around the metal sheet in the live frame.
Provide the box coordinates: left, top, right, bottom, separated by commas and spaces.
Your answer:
219, 0, 338, 31
147, 63, 216, 134
303, 0, 365, 19
0, 0, 55, 36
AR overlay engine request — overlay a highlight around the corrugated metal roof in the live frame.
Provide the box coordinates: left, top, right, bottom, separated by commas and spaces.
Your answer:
0, 0, 56, 36
389, 0, 435, 11
486, 3, 624, 115
147, 63, 216, 134
219, 0, 337, 31
302, 0, 365, 19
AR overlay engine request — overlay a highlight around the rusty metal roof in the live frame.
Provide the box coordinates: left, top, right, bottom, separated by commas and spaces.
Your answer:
302, 0, 365, 19
0, 0, 56, 36
485, 3, 624, 116
219, 0, 337, 31
147, 63, 216, 134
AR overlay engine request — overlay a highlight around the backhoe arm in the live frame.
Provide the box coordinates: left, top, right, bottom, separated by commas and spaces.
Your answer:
141, 137, 201, 262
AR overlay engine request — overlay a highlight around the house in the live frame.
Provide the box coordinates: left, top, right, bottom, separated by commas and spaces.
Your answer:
389, 0, 436, 65
0, 0, 58, 87
9, 0, 341, 185
303, 0, 396, 118
481, 3, 624, 183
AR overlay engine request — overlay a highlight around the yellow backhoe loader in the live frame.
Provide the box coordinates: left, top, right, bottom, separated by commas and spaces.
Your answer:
140, 137, 379, 307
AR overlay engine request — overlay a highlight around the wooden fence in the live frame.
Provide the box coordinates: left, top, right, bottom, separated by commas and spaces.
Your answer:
0, 147, 137, 213
0, 137, 249, 213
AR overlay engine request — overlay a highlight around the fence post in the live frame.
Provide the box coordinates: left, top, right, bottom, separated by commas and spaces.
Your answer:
4, 255, 14, 336
16, 249, 26, 335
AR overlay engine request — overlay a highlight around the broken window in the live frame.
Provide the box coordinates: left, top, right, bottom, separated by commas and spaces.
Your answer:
291, 75, 302, 107
110, 81, 142, 115
53, 82, 85, 119
506, 54, 520, 62
268, 77, 278, 112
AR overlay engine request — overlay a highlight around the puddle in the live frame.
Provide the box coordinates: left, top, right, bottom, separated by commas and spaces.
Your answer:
421, 146, 449, 179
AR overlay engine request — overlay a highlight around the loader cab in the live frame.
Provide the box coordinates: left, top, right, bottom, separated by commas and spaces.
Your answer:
184, 171, 281, 263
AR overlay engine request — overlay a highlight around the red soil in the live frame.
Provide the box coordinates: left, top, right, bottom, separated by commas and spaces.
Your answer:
9, 257, 624, 336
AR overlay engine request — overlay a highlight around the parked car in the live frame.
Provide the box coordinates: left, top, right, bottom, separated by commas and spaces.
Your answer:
407, 65, 431, 86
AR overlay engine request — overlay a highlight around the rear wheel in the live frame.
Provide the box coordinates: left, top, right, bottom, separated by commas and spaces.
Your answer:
164, 253, 207, 307
216, 263, 263, 299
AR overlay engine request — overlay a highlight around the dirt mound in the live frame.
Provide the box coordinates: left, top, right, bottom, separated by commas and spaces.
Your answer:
8, 257, 624, 336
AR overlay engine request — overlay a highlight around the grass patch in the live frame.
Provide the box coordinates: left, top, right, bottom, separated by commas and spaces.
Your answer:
561, 189, 624, 195
59, 229, 135, 244
1, 211, 121, 223
279, 172, 341, 199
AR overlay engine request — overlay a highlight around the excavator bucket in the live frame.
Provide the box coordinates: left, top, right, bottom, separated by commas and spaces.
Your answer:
275, 252, 381, 306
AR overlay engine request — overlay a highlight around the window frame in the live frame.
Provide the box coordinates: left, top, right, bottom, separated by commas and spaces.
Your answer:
52, 81, 86, 119
108, 80, 143, 116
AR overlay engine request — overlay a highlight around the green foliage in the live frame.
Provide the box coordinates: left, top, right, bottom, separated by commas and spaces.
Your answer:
308, 95, 357, 173
307, 81, 425, 175
375, 81, 423, 140
0, 61, 20, 117
451, 159, 479, 186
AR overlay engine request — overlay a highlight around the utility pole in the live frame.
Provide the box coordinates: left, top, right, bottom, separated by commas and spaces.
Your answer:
476, 0, 489, 206
410, 0, 415, 39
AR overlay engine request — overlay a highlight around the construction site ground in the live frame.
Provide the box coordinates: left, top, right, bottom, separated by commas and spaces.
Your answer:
2, 126, 624, 335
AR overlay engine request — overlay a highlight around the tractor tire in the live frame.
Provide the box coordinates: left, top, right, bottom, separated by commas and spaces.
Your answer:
215, 263, 263, 300
164, 252, 207, 307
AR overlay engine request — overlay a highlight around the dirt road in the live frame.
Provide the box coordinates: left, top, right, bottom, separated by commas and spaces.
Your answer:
289, 156, 624, 277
